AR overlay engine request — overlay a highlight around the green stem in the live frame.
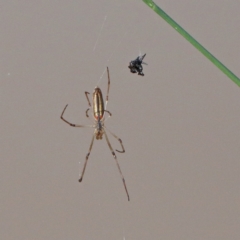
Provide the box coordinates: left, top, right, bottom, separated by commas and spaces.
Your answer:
142, 0, 240, 87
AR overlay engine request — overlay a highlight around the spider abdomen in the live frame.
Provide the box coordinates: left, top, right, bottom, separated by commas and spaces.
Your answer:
93, 87, 104, 120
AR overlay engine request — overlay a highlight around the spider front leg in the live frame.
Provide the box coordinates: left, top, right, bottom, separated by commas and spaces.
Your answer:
85, 92, 92, 118
105, 67, 110, 107
85, 108, 90, 118
85, 91, 91, 107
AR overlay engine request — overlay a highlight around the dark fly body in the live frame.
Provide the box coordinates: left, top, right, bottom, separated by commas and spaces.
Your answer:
128, 53, 147, 76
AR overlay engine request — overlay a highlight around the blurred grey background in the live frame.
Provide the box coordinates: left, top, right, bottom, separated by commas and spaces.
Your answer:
1, 0, 240, 239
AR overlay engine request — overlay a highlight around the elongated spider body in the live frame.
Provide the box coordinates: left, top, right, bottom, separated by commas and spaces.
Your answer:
60, 67, 130, 201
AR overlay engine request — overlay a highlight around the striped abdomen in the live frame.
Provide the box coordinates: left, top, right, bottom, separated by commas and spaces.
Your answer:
93, 87, 104, 120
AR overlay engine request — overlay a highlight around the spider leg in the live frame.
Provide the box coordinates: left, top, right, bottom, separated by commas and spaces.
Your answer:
60, 104, 94, 128
105, 67, 110, 108
105, 127, 125, 153
85, 92, 91, 107
102, 110, 112, 123
104, 131, 130, 201
79, 133, 95, 182
104, 110, 112, 116
85, 90, 96, 120
85, 108, 90, 118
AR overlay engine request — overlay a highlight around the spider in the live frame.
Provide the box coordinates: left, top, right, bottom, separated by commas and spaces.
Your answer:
60, 67, 130, 201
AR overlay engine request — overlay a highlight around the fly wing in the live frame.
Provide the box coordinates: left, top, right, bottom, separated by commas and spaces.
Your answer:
139, 53, 146, 61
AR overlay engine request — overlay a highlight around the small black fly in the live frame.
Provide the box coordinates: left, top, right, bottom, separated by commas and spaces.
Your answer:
128, 53, 147, 76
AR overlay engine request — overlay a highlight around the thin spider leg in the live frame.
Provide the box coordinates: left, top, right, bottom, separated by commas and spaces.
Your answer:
85, 91, 94, 120
79, 133, 95, 182
85, 92, 91, 107
105, 67, 110, 108
104, 131, 130, 201
85, 108, 90, 118
104, 110, 112, 116
61, 104, 94, 128
105, 126, 125, 153
103, 110, 112, 122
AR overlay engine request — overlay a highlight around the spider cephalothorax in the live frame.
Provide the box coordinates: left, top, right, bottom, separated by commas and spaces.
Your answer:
95, 121, 104, 140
